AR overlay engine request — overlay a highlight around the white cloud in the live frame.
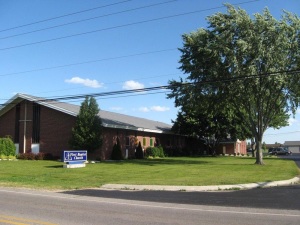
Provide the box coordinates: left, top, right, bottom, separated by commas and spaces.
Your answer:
65, 77, 103, 88
122, 80, 144, 90
138, 106, 170, 113
138, 107, 150, 112
150, 106, 170, 112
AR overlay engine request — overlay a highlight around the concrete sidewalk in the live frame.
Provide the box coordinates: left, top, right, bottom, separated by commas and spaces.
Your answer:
101, 176, 300, 192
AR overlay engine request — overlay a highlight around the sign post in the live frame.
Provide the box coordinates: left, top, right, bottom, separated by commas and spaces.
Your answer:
62, 150, 87, 168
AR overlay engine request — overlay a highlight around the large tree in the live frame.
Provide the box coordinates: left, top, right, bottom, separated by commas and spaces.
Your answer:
169, 4, 300, 164
170, 88, 251, 154
69, 96, 103, 153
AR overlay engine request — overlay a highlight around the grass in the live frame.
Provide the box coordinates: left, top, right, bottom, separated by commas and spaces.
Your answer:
0, 157, 299, 190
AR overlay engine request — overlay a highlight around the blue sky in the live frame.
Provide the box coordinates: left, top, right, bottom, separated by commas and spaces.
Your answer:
0, 0, 299, 144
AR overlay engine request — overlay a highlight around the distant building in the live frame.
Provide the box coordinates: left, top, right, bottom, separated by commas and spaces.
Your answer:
284, 141, 300, 153
217, 139, 247, 155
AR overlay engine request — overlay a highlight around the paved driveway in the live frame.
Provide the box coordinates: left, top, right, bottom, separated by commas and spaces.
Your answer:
279, 153, 300, 168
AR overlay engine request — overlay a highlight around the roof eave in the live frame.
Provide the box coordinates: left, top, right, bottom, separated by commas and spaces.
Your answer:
102, 123, 172, 134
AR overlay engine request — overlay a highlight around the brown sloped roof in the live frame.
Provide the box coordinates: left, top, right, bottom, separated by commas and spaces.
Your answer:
0, 93, 172, 134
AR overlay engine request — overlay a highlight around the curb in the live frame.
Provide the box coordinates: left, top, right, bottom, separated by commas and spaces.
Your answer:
101, 176, 300, 192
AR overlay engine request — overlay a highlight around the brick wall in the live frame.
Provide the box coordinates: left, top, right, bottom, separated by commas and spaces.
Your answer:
39, 105, 76, 157
0, 99, 184, 160
0, 107, 15, 138
0, 100, 33, 154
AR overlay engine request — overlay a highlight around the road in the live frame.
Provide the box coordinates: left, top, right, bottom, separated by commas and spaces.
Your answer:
0, 184, 300, 225
0, 154, 299, 225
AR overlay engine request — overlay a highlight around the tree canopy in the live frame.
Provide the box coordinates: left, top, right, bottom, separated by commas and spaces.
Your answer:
168, 4, 300, 164
69, 96, 103, 153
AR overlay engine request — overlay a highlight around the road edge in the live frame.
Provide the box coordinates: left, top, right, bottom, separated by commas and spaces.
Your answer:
101, 176, 300, 192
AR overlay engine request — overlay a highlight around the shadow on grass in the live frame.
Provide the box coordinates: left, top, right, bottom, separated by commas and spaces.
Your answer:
44, 165, 63, 169
103, 158, 211, 166
61, 185, 300, 210
247, 154, 300, 169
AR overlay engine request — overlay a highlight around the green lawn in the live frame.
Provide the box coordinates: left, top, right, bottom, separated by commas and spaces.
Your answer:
0, 157, 299, 190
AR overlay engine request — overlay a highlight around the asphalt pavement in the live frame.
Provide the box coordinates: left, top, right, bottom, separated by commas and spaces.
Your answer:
61, 184, 300, 210
59, 153, 300, 211
2, 186, 300, 225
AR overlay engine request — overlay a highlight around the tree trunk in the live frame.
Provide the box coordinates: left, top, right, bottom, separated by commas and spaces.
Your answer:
251, 138, 255, 157
255, 137, 264, 165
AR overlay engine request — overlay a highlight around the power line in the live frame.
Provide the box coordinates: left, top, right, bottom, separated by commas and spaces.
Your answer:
1, 68, 298, 107
0, 0, 177, 40
0, 48, 177, 77
53, 90, 171, 104
0, 0, 259, 51
32, 72, 181, 95
0, 0, 133, 33
28, 69, 300, 102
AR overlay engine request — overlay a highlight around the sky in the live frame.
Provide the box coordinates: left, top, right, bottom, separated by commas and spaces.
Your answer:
0, 0, 299, 144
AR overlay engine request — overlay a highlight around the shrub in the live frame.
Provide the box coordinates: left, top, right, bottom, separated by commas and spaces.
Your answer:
35, 152, 45, 160
145, 146, 165, 158
17, 152, 54, 160
0, 142, 3, 156
111, 137, 123, 160
135, 141, 144, 159
17, 152, 36, 160
0, 137, 16, 157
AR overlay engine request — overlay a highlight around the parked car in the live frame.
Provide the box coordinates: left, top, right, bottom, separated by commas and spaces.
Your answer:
283, 147, 292, 155
269, 147, 292, 155
247, 148, 253, 153
268, 148, 275, 154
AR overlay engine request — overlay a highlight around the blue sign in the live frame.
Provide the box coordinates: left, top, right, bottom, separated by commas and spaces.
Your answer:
62, 150, 87, 163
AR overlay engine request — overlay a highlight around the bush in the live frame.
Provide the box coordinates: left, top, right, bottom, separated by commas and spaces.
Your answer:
35, 152, 45, 160
145, 146, 165, 158
111, 137, 123, 160
17, 152, 54, 160
17, 152, 36, 160
0, 137, 16, 157
135, 141, 144, 159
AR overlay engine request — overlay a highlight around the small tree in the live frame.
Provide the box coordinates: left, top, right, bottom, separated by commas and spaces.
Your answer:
0, 137, 16, 157
0, 138, 4, 157
135, 141, 144, 159
69, 96, 103, 153
111, 137, 123, 160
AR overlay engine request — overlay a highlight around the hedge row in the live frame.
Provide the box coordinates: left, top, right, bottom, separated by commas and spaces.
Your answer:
17, 152, 54, 160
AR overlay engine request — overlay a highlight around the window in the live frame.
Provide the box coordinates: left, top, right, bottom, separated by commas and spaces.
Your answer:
150, 138, 153, 147
14, 104, 20, 143
126, 136, 130, 146
32, 103, 40, 143
143, 137, 146, 146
